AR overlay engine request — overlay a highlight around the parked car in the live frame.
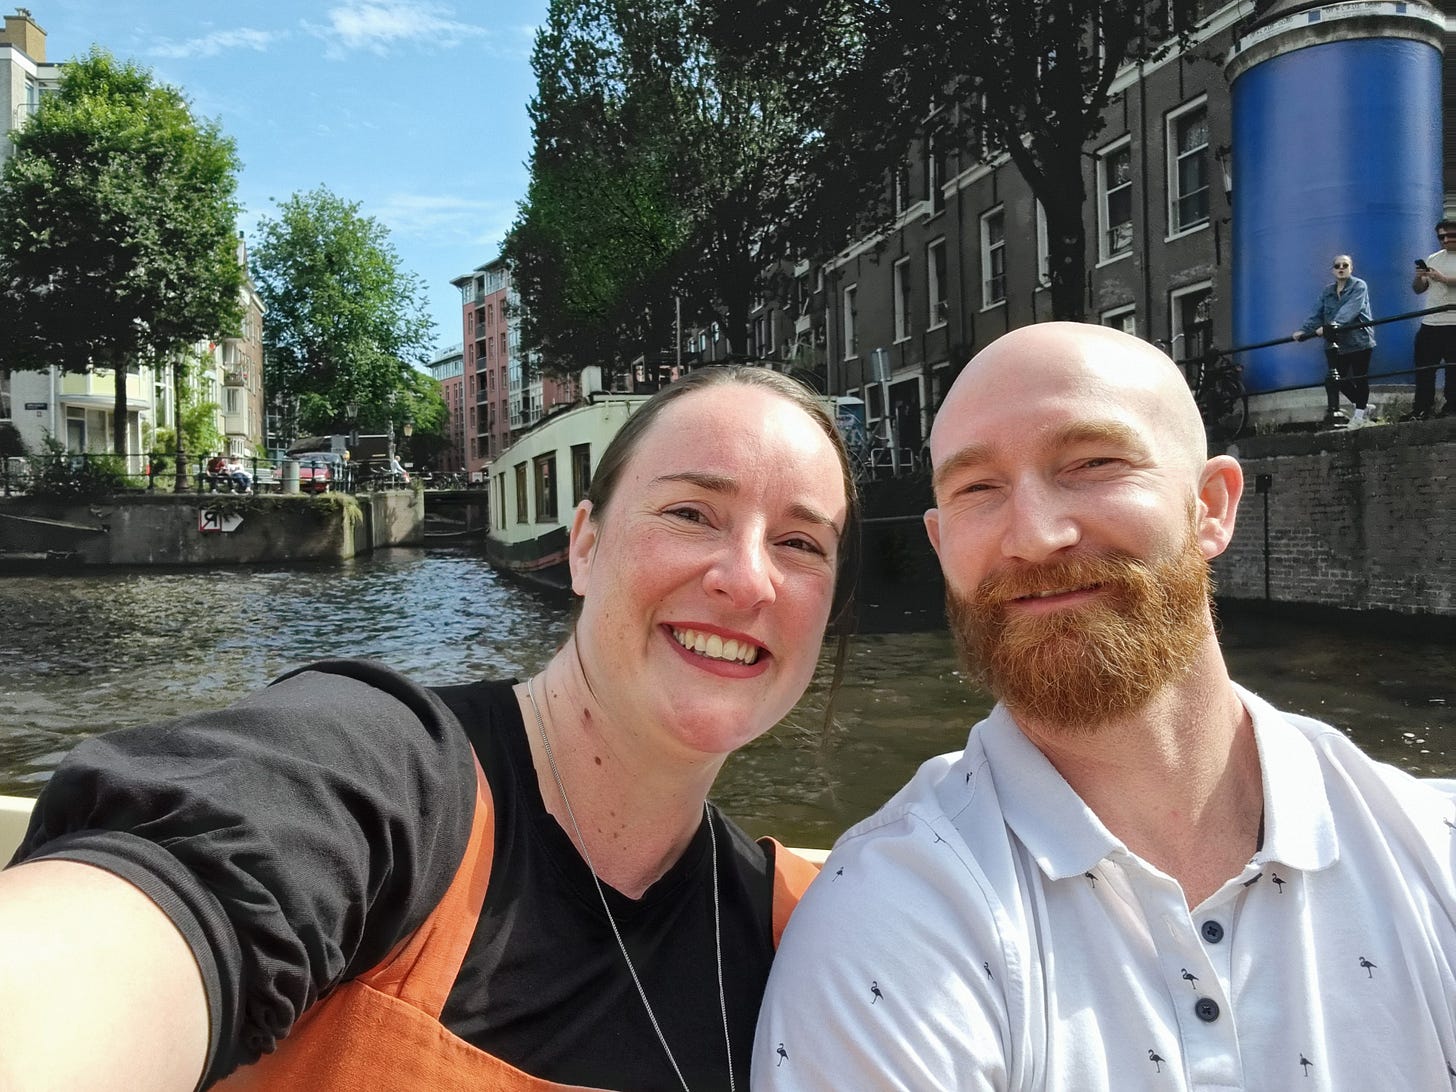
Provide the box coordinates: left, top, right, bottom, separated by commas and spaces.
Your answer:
295, 451, 343, 493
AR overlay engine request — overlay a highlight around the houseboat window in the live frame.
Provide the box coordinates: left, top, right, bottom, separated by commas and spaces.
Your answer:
534, 453, 558, 523
571, 443, 591, 505
514, 462, 529, 524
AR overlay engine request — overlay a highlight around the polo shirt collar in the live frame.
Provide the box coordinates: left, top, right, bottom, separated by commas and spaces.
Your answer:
978, 686, 1338, 882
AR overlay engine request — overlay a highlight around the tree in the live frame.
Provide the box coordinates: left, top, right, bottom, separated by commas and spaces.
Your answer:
700, 0, 1199, 321
396, 367, 448, 468
0, 50, 243, 453
506, 0, 809, 375
251, 186, 436, 438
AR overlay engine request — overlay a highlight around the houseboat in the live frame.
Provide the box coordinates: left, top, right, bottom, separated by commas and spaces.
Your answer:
484, 388, 650, 591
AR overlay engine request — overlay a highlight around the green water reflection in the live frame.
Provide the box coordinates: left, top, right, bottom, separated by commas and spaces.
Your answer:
1, 549, 1451, 850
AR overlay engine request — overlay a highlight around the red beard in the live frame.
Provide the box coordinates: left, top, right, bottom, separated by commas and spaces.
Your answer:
946, 525, 1213, 734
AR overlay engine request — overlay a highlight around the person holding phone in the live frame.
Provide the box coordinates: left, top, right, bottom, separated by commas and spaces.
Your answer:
1409, 219, 1456, 419
1292, 253, 1376, 428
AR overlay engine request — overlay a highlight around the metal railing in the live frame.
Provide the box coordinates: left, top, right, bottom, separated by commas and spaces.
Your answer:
1170, 302, 1456, 438
0, 452, 420, 498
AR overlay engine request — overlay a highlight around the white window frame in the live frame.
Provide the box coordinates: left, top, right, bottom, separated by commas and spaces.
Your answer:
1170, 280, 1214, 363
1166, 96, 1211, 239
927, 238, 948, 329
980, 206, 1006, 310
1097, 135, 1134, 264
926, 136, 943, 214
1101, 304, 1137, 336
1035, 202, 1051, 289
842, 284, 859, 360
892, 256, 911, 343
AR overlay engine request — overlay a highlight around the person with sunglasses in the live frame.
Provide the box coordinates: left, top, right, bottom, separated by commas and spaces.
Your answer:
1292, 254, 1376, 428
1408, 219, 1456, 419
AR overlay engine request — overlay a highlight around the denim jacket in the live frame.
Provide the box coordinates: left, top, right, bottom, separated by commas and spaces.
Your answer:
1301, 276, 1376, 354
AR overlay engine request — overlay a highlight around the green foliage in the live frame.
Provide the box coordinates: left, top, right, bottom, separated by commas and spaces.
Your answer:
179, 397, 223, 456
506, 0, 808, 374
0, 50, 244, 451
0, 421, 26, 458
26, 435, 131, 497
698, 0, 1199, 320
250, 186, 436, 438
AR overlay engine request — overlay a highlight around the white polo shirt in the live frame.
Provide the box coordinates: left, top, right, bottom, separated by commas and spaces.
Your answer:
753, 687, 1456, 1091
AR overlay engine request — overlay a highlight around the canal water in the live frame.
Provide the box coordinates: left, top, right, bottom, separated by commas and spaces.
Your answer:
1, 547, 1452, 849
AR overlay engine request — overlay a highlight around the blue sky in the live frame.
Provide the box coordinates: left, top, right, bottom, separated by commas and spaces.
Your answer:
31, 0, 548, 356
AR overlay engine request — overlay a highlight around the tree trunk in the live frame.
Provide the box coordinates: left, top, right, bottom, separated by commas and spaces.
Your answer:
112, 359, 128, 456
172, 358, 188, 493
1043, 203, 1090, 322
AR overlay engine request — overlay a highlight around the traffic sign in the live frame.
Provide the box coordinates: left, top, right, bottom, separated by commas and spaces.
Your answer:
198, 508, 244, 533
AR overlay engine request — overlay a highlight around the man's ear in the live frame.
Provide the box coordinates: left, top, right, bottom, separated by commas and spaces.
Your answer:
1196, 455, 1243, 560
924, 507, 942, 558
568, 500, 598, 596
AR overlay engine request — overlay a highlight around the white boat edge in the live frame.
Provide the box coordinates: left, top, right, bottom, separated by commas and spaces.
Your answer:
0, 793, 828, 868
1, 794, 32, 862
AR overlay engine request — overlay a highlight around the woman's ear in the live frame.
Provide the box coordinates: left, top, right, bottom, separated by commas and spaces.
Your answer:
568, 500, 598, 596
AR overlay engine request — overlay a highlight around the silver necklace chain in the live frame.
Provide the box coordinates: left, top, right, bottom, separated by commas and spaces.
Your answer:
526, 676, 734, 1092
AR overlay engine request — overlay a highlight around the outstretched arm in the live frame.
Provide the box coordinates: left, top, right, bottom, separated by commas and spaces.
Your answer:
0, 859, 208, 1092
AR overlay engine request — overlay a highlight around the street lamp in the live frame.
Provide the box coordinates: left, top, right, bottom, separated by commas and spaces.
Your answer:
345, 401, 359, 447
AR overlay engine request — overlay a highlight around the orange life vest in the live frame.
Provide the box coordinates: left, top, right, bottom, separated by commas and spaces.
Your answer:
218, 761, 819, 1091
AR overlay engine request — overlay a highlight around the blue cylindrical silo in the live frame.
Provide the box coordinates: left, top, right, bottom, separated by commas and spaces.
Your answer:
1227, 3, 1444, 396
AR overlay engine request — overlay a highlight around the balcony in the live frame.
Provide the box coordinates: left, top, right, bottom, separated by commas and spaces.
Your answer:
223, 368, 248, 387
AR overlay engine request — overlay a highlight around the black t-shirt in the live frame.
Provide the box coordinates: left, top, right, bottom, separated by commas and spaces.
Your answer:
13, 661, 780, 1091
435, 680, 777, 1091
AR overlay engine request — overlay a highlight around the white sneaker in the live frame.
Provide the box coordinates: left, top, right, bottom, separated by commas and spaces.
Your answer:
1349, 409, 1367, 429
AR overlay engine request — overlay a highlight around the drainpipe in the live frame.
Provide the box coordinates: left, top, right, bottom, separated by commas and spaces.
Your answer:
1138, 61, 1154, 335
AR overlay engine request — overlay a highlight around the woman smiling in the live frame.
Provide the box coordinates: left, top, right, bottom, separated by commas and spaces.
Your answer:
0, 366, 860, 1092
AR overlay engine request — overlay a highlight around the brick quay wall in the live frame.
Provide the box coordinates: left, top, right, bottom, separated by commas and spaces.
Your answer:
1212, 418, 1455, 622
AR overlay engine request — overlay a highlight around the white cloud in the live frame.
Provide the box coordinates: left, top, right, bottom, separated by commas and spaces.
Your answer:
308, 2, 493, 57
149, 28, 280, 60
372, 192, 514, 241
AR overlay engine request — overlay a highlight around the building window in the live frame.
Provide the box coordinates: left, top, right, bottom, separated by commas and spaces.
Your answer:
496, 475, 507, 530
514, 462, 529, 523
1098, 138, 1133, 261
1168, 99, 1210, 235
843, 285, 859, 360
1101, 304, 1137, 336
1035, 202, 1051, 288
927, 239, 947, 328
571, 443, 591, 505
893, 161, 910, 216
752, 313, 772, 358
926, 136, 945, 215
533, 453, 557, 522
0, 370, 10, 421
981, 207, 1006, 308
893, 257, 911, 342
1170, 281, 1214, 363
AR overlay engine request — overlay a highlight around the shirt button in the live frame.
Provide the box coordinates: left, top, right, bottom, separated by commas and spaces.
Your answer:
1195, 998, 1220, 1022
1201, 920, 1225, 944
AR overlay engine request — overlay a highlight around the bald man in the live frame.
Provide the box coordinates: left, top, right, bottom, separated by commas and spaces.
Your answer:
753, 323, 1456, 1090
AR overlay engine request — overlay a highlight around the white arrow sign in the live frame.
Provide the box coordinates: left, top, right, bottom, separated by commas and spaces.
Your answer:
198, 508, 244, 533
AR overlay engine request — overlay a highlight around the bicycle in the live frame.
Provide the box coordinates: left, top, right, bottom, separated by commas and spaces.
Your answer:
1187, 349, 1249, 443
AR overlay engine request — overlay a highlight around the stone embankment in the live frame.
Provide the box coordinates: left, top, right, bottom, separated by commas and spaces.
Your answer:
0, 490, 423, 566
